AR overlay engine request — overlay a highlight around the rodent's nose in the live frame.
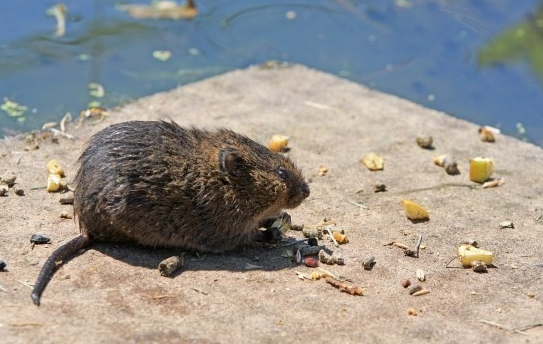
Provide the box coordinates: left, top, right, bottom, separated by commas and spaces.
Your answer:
301, 183, 310, 198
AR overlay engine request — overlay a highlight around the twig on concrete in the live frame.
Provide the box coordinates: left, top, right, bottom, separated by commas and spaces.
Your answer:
479, 320, 542, 335
346, 200, 369, 210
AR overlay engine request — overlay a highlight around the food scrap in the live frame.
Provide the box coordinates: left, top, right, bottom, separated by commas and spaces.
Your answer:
479, 126, 498, 142
318, 166, 329, 176
46, 159, 65, 177
401, 199, 429, 221
268, 134, 289, 153
332, 231, 349, 244
361, 152, 384, 171
433, 154, 459, 175
319, 249, 344, 265
469, 157, 494, 183
303, 257, 319, 268
458, 244, 493, 268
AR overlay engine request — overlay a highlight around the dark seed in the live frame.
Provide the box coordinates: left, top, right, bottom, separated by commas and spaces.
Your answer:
408, 285, 423, 295
30, 234, 51, 245
373, 184, 387, 193
307, 237, 318, 246
0, 260, 6, 271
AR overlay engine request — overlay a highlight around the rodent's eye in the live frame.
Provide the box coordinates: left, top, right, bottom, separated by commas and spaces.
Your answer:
277, 167, 289, 181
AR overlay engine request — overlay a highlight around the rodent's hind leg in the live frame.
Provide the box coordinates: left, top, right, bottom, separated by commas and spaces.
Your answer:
255, 212, 292, 244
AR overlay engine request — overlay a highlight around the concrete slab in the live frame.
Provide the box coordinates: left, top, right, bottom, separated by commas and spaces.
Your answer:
1, 64, 542, 343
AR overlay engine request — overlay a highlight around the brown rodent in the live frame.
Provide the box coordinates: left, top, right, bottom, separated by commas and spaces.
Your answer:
31, 120, 310, 305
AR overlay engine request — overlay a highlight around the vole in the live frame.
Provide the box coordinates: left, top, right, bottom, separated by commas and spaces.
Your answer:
31, 120, 310, 305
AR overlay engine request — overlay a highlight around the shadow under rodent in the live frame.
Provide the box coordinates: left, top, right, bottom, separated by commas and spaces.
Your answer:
31, 120, 310, 306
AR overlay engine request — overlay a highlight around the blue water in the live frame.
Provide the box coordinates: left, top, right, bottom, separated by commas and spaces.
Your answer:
1, 0, 542, 146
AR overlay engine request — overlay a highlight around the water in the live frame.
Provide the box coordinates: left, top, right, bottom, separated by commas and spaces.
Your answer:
1, 0, 542, 146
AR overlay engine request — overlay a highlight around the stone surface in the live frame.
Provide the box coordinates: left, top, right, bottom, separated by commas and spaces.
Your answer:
1, 64, 542, 343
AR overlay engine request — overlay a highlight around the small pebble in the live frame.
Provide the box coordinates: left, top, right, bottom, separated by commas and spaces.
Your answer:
0, 172, 16, 187
158, 255, 185, 277
362, 256, 375, 270
59, 192, 75, 205
407, 308, 418, 316
25, 256, 40, 266
0, 183, 8, 196
60, 211, 73, 219
13, 185, 25, 196
416, 135, 433, 149
0, 260, 6, 271
498, 221, 514, 229
408, 284, 422, 295
401, 279, 411, 288
30, 234, 51, 245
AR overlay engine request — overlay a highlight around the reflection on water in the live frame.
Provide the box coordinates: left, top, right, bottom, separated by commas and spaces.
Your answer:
0, 0, 542, 146
479, 4, 543, 83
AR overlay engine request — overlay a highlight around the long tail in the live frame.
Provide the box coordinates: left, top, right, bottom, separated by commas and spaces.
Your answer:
31, 234, 90, 306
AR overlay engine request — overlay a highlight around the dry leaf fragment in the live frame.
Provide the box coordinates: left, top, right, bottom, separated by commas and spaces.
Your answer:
401, 199, 429, 221
361, 153, 384, 171
325, 277, 364, 296
482, 178, 504, 189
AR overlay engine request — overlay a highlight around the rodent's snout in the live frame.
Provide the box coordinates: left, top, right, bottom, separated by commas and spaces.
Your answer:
301, 182, 310, 199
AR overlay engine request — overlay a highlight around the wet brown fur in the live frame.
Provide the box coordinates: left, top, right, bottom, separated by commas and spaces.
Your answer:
32, 120, 309, 305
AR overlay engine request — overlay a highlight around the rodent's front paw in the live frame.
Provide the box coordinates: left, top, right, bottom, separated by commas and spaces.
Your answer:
254, 227, 282, 244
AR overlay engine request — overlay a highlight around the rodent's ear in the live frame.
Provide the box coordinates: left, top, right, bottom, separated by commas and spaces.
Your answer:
219, 148, 244, 176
